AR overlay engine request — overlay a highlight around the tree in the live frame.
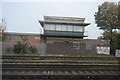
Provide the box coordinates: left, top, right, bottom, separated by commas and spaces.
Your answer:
95, 2, 119, 30
95, 2, 120, 55
98, 31, 120, 52
118, 1, 120, 32
0, 18, 6, 41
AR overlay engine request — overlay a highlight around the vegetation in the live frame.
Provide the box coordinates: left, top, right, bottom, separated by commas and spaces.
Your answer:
2, 62, 119, 65
13, 41, 37, 54
2, 53, 118, 65
2, 55, 119, 65
13, 36, 37, 54
98, 31, 120, 53
94, 2, 119, 30
1, 53, 115, 57
0, 18, 6, 41
1, 53, 39, 56
0, 27, 3, 41
95, 1, 120, 55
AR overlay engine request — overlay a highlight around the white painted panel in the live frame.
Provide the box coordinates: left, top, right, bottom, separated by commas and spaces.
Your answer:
96, 47, 110, 55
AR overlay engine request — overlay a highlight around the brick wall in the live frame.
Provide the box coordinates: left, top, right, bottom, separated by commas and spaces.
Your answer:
2, 42, 40, 53
2, 32, 40, 54
44, 38, 110, 55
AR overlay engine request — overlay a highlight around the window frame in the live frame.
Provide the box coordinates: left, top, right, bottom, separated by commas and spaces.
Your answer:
86, 44, 92, 50
73, 43, 80, 49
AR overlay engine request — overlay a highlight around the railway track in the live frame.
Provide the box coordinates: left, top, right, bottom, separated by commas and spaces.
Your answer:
1, 55, 120, 80
2, 75, 120, 80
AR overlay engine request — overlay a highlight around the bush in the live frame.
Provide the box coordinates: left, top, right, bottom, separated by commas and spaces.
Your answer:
28, 46, 37, 54
13, 41, 37, 54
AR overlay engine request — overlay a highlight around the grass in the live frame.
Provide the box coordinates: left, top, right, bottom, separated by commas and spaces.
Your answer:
1, 53, 119, 65
63, 54, 115, 57
3, 59, 118, 62
2, 62, 120, 65
0, 53, 39, 56
1, 53, 115, 57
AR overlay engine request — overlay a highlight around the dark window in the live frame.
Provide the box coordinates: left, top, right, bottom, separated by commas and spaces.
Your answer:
73, 43, 80, 49
86, 44, 92, 50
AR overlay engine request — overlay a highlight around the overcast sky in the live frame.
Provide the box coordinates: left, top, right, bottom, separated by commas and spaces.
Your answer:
0, 0, 119, 39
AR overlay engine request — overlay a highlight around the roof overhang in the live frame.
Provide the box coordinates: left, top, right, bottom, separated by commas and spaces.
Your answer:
39, 21, 90, 27
40, 34, 87, 38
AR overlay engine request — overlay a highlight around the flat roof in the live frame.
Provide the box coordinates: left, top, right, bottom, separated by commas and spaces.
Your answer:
44, 16, 85, 23
5, 32, 40, 36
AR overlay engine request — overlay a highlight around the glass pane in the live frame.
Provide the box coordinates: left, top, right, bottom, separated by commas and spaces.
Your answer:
44, 24, 55, 30
49, 24, 55, 30
76, 26, 84, 32
44, 24, 49, 30
73, 43, 80, 49
73, 26, 77, 32
61, 25, 67, 31
56, 24, 61, 31
68, 25, 73, 31
86, 44, 92, 50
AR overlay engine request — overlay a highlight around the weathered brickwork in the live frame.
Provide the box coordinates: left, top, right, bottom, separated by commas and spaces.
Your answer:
2, 32, 40, 53
42, 38, 109, 55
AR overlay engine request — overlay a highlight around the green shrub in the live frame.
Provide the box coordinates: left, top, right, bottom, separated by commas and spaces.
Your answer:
28, 46, 37, 54
13, 41, 37, 54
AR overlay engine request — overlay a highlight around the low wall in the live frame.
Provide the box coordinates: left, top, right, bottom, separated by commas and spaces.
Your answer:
1, 41, 40, 54
46, 42, 109, 55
